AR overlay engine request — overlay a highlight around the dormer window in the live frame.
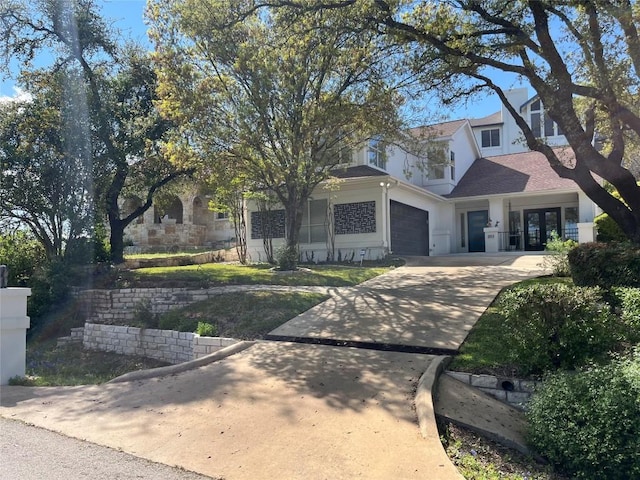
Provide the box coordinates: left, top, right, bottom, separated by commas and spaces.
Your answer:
368, 137, 387, 170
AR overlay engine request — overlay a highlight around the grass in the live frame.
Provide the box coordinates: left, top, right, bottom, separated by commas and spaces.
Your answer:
123, 263, 391, 288
10, 340, 169, 386
448, 276, 573, 377
156, 291, 329, 339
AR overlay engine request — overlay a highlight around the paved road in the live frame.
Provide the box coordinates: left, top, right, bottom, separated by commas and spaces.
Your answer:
0, 418, 215, 480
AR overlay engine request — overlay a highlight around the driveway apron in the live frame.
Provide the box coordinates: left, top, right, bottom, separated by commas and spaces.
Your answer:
0, 254, 547, 480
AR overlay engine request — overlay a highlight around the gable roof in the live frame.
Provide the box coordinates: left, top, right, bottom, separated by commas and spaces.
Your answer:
447, 148, 579, 198
469, 111, 502, 127
408, 119, 468, 140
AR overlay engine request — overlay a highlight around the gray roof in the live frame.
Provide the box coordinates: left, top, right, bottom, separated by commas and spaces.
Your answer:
447, 148, 579, 198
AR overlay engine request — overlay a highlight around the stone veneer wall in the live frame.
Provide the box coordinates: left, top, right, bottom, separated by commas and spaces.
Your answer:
82, 323, 238, 364
445, 371, 541, 409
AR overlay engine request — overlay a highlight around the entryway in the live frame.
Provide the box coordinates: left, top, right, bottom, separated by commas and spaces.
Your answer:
524, 207, 561, 251
467, 210, 488, 252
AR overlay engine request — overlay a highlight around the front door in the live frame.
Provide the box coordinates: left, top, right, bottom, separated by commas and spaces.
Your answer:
524, 208, 561, 251
467, 210, 488, 252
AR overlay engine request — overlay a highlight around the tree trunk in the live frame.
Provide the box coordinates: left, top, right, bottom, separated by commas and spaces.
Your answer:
109, 219, 126, 264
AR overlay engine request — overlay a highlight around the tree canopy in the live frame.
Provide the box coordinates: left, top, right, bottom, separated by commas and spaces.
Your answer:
148, 0, 404, 262
242, 0, 640, 243
0, 0, 193, 263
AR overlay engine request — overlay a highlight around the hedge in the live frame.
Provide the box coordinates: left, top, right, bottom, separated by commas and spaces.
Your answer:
568, 242, 640, 288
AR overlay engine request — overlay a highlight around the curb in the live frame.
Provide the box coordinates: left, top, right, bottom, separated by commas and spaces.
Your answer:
415, 355, 452, 439
107, 341, 256, 384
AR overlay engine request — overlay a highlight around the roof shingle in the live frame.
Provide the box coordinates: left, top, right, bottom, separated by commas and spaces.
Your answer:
447, 148, 578, 198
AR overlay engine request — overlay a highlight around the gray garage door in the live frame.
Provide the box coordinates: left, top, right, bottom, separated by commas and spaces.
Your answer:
390, 201, 429, 256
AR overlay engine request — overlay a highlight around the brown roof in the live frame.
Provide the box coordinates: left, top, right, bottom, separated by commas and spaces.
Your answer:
330, 165, 388, 179
447, 148, 579, 198
408, 119, 468, 140
470, 111, 502, 127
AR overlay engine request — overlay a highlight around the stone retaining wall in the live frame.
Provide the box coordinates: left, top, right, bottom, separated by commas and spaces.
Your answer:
81, 323, 238, 364
445, 371, 541, 409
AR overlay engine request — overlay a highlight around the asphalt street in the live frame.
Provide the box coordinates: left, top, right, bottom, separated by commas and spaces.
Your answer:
0, 418, 215, 480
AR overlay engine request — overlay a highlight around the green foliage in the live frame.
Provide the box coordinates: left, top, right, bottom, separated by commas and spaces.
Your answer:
0, 231, 46, 286
497, 283, 620, 375
568, 242, 640, 288
149, 1, 403, 253
195, 321, 217, 337
611, 287, 640, 344
527, 349, 640, 479
275, 244, 299, 271
543, 231, 578, 276
27, 259, 75, 320
595, 212, 628, 242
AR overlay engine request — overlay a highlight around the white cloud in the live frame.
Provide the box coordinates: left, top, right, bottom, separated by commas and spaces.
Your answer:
0, 86, 32, 104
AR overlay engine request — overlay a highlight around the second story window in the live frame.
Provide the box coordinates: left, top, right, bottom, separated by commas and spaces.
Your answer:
530, 99, 542, 137
368, 137, 387, 170
450, 151, 456, 181
481, 128, 500, 147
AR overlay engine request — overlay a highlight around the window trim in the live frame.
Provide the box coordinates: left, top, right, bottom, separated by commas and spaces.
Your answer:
481, 128, 500, 148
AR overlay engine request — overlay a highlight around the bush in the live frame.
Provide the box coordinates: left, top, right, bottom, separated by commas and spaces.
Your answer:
0, 231, 46, 286
275, 244, 298, 271
611, 287, 640, 344
196, 321, 217, 336
498, 283, 620, 375
527, 349, 640, 479
568, 242, 640, 288
543, 231, 578, 276
594, 212, 628, 242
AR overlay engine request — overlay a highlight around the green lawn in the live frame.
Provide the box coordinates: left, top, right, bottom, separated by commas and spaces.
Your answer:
125, 263, 391, 287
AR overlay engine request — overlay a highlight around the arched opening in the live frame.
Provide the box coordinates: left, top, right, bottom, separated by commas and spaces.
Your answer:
154, 196, 183, 224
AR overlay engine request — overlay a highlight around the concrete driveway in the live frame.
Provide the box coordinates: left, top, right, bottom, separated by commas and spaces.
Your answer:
0, 254, 548, 480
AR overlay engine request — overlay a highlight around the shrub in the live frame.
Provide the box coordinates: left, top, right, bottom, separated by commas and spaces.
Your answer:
611, 287, 640, 345
196, 321, 217, 336
543, 231, 578, 276
0, 231, 46, 286
594, 212, 628, 242
568, 242, 640, 288
527, 349, 640, 479
275, 244, 298, 271
498, 283, 620, 375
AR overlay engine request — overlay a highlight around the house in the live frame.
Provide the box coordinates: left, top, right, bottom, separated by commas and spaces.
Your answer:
123, 88, 600, 259
245, 88, 599, 260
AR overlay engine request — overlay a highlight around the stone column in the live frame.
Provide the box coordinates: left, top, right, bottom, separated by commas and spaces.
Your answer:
0, 287, 32, 384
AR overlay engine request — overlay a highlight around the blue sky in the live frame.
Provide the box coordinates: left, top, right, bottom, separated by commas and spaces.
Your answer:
1, 0, 526, 121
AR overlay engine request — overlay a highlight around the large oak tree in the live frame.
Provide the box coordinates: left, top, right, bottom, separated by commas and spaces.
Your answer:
0, 0, 193, 263
148, 0, 403, 265
248, 0, 640, 244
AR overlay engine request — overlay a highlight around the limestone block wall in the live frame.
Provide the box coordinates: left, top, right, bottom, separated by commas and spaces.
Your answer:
72, 288, 222, 326
82, 323, 238, 364
445, 371, 541, 409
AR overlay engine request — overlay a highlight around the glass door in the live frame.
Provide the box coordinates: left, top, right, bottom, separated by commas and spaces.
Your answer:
524, 208, 561, 251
